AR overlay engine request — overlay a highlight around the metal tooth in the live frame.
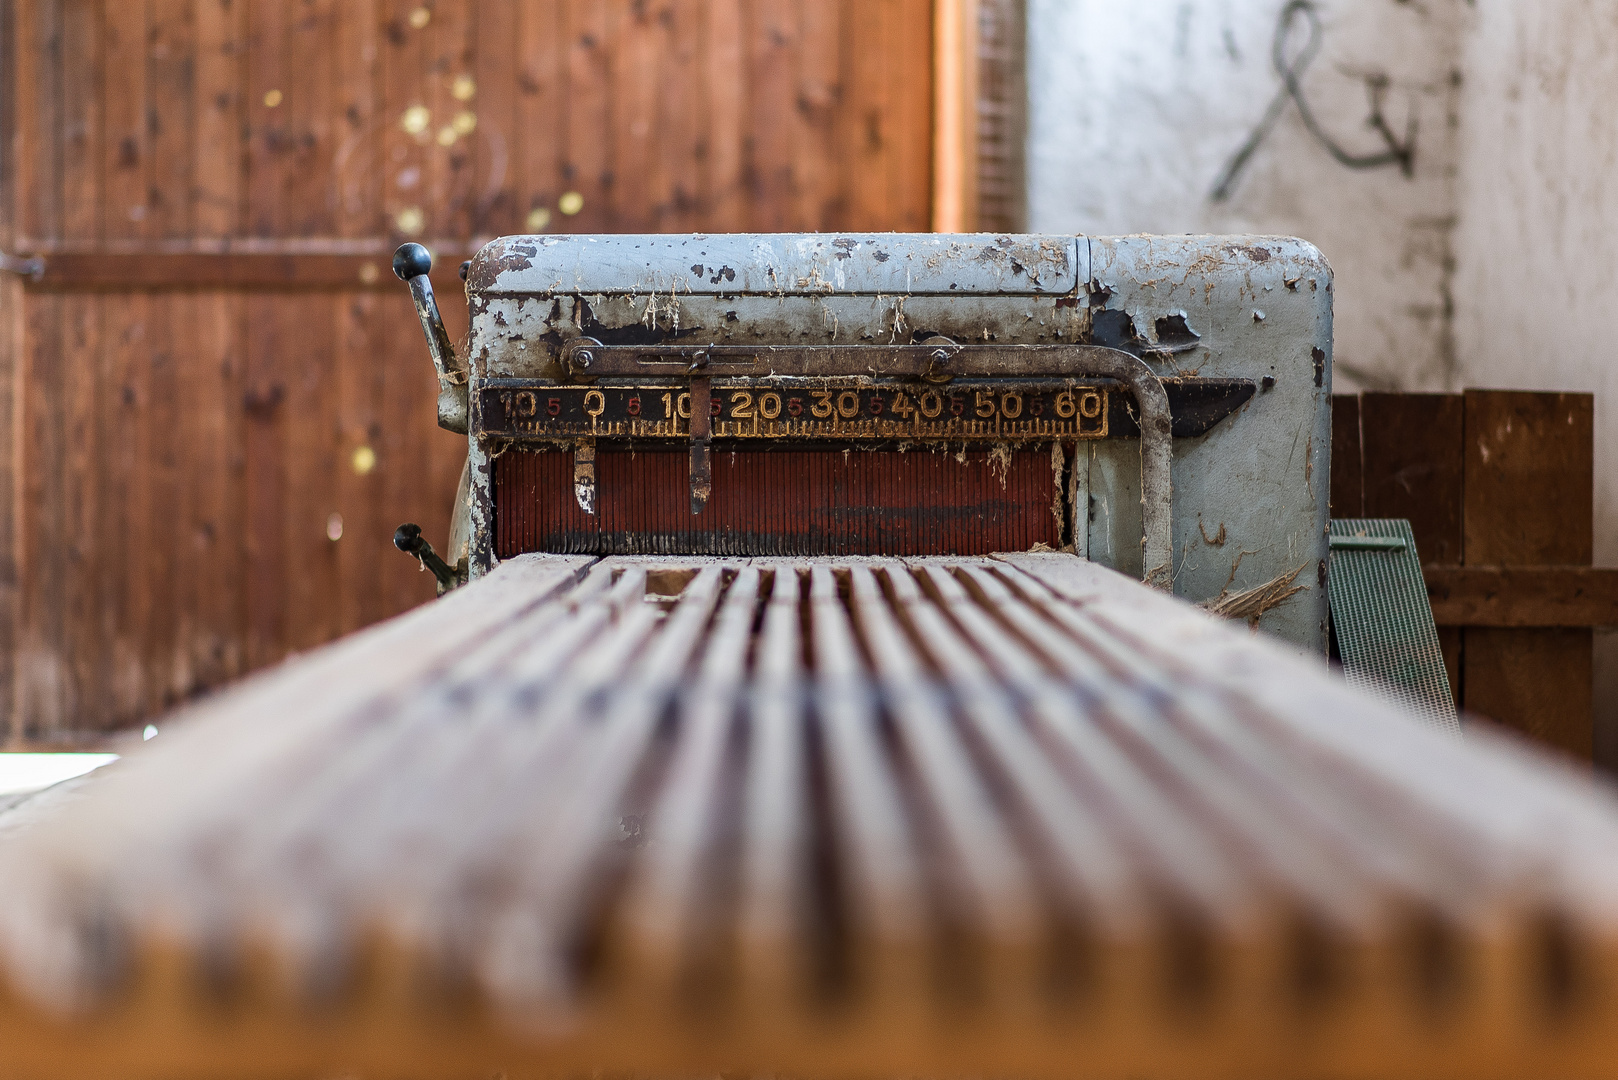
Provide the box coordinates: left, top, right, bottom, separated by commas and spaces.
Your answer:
574, 440, 597, 515
689, 374, 712, 515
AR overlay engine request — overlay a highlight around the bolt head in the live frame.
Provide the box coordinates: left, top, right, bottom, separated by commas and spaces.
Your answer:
574, 348, 594, 370
931, 348, 951, 363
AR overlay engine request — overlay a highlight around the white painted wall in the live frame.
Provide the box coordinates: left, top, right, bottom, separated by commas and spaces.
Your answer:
1027, 0, 1471, 391
1451, 0, 1618, 564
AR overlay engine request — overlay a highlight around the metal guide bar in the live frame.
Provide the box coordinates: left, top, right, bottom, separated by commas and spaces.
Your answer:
564, 339, 1171, 379
482, 381, 1112, 441
476, 377, 1253, 443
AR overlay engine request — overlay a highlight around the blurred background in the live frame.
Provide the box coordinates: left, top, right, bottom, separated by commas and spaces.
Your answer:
2, 0, 1615, 752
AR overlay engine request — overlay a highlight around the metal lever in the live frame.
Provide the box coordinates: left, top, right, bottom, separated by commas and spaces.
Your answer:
0, 251, 44, 281
393, 523, 461, 594
392, 243, 469, 434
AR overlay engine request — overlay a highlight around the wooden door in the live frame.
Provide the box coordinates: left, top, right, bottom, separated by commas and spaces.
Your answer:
0, 0, 934, 743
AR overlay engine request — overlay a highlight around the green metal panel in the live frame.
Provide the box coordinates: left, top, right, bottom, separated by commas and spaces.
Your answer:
1328, 518, 1459, 733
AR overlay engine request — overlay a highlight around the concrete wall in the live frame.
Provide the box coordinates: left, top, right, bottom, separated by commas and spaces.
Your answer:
1027, 0, 1472, 391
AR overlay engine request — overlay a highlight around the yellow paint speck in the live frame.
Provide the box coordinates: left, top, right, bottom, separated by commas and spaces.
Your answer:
526, 207, 552, 231
395, 207, 425, 235
452, 74, 476, 101
357, 262, 380, 284
436, 126, 457, 147
400, 104, 430, 135
452, 110, 477, 136
558, 191, 584, 215
408, 6, 431, 29
352, 445, 377, 475
263, 89, 283, 108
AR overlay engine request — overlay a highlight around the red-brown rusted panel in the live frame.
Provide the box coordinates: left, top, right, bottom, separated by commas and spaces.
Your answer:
495, 446, 1066, 557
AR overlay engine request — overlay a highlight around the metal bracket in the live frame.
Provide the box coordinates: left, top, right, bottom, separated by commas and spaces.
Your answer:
0, 251, 44, 281
555, 340, 1175, 585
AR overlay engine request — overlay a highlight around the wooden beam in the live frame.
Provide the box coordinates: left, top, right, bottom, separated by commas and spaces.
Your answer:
1425, 565, 1618, 628
19, 250, 470, 291
931, 0, 977, 232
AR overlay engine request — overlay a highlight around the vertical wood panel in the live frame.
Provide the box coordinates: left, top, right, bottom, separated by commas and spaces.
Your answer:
472, 0, 519, 238
17, 293, 65, 734
146, 0, 198, 710
60, 0, 100, 242
334, 0, 388, 637
796, 2, 842, 228
563, 1, 614, 232
891, 0, 934, 232
655, 1, 704, 231
244, 1, 281, 236
613, 1, 657, 230
705, 0, 745, 228
6, 0, 937, 739
381, 0, 427, 246
54, 3, 102, 731
845, 1, 891, 229
427, 2, 475, 241
243, 291, 285, 668
101, 295, 146, 718
17, 1, 60, 243
517, 0, 564, 232
148, 1, 196, 239
747, 0, 796, 230
100, 4, 153, 722
1462, 390, 1594, 759
177, 289, 245, 690
0, 0, 20, 740
188, 0, 248, 694
193, 0, 244, 238
60, 296, 99, 723
1463, 391, 1593, 566
1360, 392, 1463, 563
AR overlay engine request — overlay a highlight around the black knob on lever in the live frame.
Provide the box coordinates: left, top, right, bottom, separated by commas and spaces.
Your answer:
392, 242, 434, 281
393, 243, 470, 434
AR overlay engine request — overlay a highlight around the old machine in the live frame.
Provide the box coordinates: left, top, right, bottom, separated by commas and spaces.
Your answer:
391, 232, 1332, 648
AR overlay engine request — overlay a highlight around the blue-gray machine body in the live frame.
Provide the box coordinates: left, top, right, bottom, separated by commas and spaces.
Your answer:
420, 233, 1331, 651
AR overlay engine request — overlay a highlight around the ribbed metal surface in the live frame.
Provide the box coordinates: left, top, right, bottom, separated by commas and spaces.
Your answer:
2, 553, 1617, 1080
1328, 518, 1459, 732
495, 446, 1067, 557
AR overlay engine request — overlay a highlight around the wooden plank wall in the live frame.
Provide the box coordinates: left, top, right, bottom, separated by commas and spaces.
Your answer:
1332, 391, 1595, 758
3, 0, 934, 742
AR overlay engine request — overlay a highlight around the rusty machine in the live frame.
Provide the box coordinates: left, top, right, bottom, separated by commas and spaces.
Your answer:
391, 233, 1332, 650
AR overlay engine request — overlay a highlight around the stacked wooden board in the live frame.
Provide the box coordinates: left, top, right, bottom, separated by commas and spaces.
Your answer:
2, 552, 1618, 1079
